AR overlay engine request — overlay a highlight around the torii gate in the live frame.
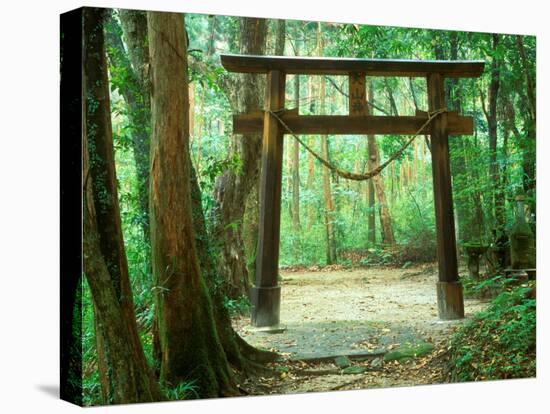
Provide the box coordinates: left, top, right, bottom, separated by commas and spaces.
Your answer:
220, 54, 485, 327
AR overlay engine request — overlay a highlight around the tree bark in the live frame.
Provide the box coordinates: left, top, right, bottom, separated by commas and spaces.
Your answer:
306, 76, 316, 230
516, 35, 536, 124
83, 8, 160, 404
367, 82, 395, 246
482, 34, 505, 234
515, 35, 536, 214
317, 23, 337, 264
291, 41, 301, 231
212, 17, 267, 299
114, 10, 152, 244
275, 19, 285, 56
367, 175, 376, 245
147, 11, 237, 396
321, 136, 337, 264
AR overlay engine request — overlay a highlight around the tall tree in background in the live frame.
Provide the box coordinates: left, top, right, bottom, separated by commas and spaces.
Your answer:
515, 35, 536, 214
105, 11, 151, 245
305, 75, 317, 230
367, 82, 395, 246
481, 34, 505, 234
82, 8, 160, 404
317, 23, 337, 264
213, 17, 267, 299
275, 19, 286, 55
147, 11, 236, 396
367, 161, 376, 245
291, 22, 301, 234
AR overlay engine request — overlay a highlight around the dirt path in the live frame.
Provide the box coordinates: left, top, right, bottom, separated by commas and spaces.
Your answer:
233, 264, 489, 394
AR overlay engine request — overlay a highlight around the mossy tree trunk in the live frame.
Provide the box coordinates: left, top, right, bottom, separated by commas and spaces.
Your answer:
212, 17, 267, 300
105, 10, 151, 246
191, 165, 278, 372
83, 7, 160, 404
147, 11, 237, 397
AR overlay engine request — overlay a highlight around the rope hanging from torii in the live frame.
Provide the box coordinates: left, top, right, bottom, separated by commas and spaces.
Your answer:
267, 107, 447, 181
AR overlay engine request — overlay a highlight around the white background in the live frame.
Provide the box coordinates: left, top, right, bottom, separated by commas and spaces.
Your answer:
0, 0, 547, 412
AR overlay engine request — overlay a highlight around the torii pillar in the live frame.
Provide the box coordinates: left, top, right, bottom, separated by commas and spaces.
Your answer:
250, 70, 286, 327
428, 73, 464, 319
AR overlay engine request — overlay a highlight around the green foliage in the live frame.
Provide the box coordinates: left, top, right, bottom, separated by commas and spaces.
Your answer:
448, 283, 536, 382
357, 248, 397, 266
163, 380, 200, 400
223, 294, 251, 316
462, 274, 519, 299
82, 370, 103, 406
81, 277, 103, 406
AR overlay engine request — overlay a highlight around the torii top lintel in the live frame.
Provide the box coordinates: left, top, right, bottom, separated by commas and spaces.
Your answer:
220, 54, 485, 78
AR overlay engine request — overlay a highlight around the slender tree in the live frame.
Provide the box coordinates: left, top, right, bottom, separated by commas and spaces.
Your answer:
367, 81, 395, 246
290, 23, 301, 232
480, 34, 505, 233
105, 11, 151, 245
515, 35, 536, 213
367, 173, 376, 245
317, 23, 337, 264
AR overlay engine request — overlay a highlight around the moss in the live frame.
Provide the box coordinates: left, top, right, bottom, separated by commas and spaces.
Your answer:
159, 277, 235, 399
342, 366, 368, 374
384, 342, 434, 362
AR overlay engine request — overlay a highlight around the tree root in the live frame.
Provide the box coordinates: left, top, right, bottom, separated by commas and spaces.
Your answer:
290, 351, 385, 364
235, 333, 280, 363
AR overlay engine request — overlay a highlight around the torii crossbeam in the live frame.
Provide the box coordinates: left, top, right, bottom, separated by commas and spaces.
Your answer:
221, 54, 485, 328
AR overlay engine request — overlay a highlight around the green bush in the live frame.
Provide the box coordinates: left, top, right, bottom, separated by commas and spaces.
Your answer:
462, 274, 521, 299
447, 283, 536, 382
223, 294, 251, 316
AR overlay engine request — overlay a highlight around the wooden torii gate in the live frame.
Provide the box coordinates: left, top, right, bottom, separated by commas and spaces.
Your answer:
221, 54, 485, 327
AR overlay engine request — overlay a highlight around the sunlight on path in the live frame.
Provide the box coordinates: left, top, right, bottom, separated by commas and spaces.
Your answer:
234, 265, 487, 359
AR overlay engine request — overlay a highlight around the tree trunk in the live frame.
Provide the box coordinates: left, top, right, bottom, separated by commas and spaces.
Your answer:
147, 11, 237, 397
207, 15, 217, 55
321, 136, 337, 264
367, 82, 395, 246
516, 35, 536, 124
190, 164, 278, 373
213, 17, 267, 299
306, 76, 316, 230
515, 35, 536, 215
482, 34, 505, 234
83, 8, 160, 404
107, 9, 165, 374
367, 175, 376, 245
115, 9, 151, 246
291, 44, 301, 231
317, 23, 337, 264
275, 19, 285, 55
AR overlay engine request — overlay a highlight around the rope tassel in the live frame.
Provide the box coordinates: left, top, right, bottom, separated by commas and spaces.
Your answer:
267, 108, 447, 181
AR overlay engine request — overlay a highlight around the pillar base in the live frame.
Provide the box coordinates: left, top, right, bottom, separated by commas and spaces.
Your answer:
436, 281, 464, 320
251, 286, 281, 327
